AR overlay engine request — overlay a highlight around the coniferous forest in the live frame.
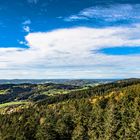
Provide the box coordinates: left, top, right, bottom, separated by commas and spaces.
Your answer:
0, 79, 140, 140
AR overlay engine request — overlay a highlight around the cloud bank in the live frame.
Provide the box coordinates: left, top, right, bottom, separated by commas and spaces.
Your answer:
0, 25, 140, 78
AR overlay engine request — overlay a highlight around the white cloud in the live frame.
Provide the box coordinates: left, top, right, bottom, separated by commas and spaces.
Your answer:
65, 4, 140, 22
0, 25, 140, 78
22, 19, 31, 33
22, 19, 31, 25
19, 41, 27, 46
23, 26, 30, 32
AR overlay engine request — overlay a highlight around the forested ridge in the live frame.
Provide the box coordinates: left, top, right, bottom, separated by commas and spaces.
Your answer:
0, 79, 140, 140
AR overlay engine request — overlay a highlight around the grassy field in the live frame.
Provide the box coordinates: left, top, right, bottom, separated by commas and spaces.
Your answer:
41, 87, 90, 96
42, 89, 69, 96
0, 90, 7, 94
0, 101, 29, 108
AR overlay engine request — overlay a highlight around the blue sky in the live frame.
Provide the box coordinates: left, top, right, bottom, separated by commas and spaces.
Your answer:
0, 0, 140, 79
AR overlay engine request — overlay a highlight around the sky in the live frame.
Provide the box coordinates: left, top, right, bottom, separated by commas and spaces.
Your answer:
0, 0, 140, 79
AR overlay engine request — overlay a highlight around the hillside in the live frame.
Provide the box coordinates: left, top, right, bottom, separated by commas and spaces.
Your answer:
0, 83, 81, 104
0, 79, 140, 140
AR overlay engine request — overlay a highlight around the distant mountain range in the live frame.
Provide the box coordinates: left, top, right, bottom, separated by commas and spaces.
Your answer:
0, 79, 117, 85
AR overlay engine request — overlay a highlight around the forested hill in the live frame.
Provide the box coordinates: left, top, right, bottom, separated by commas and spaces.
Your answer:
37, 78, 140, 105
0, 79, 140, 140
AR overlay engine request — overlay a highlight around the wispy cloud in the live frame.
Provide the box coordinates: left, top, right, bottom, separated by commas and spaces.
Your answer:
22, 19, 31, 25
22, 19, 31, 33
65, 15, 88, 21
64, 4, 140, 23
0, 25, 140, 78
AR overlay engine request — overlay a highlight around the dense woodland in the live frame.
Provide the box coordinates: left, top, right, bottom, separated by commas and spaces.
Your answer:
0, 79, 140, 140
